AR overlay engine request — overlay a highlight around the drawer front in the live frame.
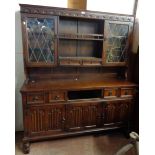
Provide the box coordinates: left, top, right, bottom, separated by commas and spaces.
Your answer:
27, 93, 44, 104
70, 59, 81, 65
60, 59, 81, 66
82, 60, 102, 66
48, 91, 65, 102
121, 88, 134, 97
104, 88, 118, 98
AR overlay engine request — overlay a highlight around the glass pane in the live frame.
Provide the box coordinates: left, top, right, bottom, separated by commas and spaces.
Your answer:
26, 18, 55, 63
106, 23, 129, 62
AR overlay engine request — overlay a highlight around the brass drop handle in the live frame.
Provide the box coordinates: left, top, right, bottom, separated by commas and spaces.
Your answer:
55, 95, 60, 100
33, 96, 39, 101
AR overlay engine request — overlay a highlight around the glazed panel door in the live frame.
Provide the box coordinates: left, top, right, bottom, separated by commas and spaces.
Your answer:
103, 20, 133, 64
21, 14, 57, 66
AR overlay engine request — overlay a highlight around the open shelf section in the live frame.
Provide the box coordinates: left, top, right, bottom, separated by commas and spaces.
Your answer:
59, 39, 103, 57
68, 89, 102, 100
59, 17, 104, 35
58, 16, 104, 67
78, 19, 104, 34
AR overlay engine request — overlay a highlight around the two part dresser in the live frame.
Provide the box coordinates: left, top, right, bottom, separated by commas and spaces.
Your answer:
19, 4, 137, 153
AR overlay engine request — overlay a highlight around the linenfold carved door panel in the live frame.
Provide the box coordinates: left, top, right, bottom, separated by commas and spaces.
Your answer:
104, 100, 133, 125
28, 107, 46, 135
66, 102, 103, 131
46, 104, 65, 132
26, 104, 65, 136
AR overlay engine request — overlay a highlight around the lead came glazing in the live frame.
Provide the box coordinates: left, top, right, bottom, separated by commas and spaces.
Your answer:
26, 18, 55, 63
106, 23, 129, 62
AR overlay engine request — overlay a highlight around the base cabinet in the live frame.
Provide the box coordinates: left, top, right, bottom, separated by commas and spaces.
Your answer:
24, 99, 134, 137
24, 102, 104, 136
22, 87, 136, 154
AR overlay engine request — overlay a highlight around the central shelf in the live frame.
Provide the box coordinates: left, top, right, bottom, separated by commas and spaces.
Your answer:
59, 56, 102, 60
59, 33, 104, 41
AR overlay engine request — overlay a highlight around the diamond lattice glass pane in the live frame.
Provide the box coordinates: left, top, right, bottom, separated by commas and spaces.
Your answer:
26, 18, 55, 63
29, 49, 37, 62
109, 24, 128, 37
106, 23, 129, 62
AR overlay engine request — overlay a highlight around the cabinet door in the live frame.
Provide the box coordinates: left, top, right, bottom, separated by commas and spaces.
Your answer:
103, 20, 133, 64
27, 106, 47, 135
21, 14, 57, 66
66, 102, 103, 131
26, 104, 65, 136
104, 100, 133, 126
46, 104, 65, 133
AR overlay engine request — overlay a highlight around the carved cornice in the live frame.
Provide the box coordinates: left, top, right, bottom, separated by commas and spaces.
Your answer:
20, 4, 134, 22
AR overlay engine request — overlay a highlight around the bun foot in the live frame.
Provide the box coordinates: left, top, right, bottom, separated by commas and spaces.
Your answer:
23, 138, 30, 154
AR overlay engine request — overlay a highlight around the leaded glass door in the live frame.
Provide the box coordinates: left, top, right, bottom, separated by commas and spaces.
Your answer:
22, 14, 57, 66
103, 21, 132, 64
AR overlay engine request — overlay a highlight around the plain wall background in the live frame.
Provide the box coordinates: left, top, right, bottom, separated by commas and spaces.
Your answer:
15, 0, 137, 131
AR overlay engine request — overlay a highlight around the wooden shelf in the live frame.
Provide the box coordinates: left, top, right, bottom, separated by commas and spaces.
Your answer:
59, 56, 102, 60
58, 33, 104, 41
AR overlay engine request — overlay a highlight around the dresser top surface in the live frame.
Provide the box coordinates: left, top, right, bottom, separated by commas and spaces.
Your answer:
21, 77, 137, 92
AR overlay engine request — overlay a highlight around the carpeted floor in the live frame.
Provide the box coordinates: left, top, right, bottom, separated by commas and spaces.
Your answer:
15, 131, 136, 155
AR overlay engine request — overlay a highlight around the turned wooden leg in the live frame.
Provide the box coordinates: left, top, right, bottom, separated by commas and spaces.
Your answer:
23, 138, 30, 154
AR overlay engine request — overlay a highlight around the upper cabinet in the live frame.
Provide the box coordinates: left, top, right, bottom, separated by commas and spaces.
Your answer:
21, 14, 57, 67
104, 21, 133, 64
20, 4, 134, 67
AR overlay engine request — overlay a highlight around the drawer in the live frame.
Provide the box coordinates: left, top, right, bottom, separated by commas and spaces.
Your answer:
69, 59, 81, 65
27, 93, 44, 104
82, 60, 102, 66
104, 88, 118, 98
48, 91, 65, 102
121, 88, 134, 97
60, 59, 81, 66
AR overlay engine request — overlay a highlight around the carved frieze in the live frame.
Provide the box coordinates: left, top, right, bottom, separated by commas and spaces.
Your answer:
20, 4, 134, 22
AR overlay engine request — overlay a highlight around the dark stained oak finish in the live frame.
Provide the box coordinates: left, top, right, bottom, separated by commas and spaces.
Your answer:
104, 99, 133, 125
21, 78, 136, 92
66, 101, 103, 131
19, 4, 138, 154
27, 104, 66, 136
